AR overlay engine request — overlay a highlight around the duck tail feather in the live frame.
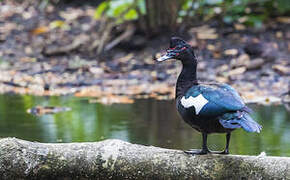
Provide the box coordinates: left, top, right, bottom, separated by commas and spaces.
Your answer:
242, 106, 253, 114
219, 111, 262, 133
239, 113, 262, 133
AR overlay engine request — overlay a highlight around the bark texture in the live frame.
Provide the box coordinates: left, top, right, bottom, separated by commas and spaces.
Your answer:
145, 0, 184, 33
0, 137, 289, 180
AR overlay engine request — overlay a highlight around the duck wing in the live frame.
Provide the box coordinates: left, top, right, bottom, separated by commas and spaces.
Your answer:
180, 83, 262, 132
181, 83, 245, 117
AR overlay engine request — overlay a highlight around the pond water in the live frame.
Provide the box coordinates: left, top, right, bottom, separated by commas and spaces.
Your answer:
0, 94, 289, 156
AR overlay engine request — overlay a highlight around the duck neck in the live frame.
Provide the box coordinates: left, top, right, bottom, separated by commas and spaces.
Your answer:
176, 60, 198, 99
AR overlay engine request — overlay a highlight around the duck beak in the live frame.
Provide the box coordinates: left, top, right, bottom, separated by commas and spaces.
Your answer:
156, 54, 173, 62
157, 50, 176, 62
156, 49, 176, 62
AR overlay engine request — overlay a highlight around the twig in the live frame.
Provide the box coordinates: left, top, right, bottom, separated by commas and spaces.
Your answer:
43, 34, 90, 56
104, 24, 136, 51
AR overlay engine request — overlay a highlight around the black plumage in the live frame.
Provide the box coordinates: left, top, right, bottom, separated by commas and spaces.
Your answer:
157, 37, 262, 155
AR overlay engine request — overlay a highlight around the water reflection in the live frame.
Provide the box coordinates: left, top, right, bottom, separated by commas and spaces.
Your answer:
0, 94, 289, 156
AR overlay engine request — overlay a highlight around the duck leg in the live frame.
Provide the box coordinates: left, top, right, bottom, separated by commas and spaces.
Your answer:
185, 132, 210, 155
221, 132, 231, 154
212, 132, 231, 155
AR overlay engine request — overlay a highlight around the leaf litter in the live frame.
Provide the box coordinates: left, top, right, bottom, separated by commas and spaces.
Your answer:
0, 1, 289, 106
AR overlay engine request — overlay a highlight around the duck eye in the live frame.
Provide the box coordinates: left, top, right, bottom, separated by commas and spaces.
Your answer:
166, 46, 187, 54
176, 45, 187, 50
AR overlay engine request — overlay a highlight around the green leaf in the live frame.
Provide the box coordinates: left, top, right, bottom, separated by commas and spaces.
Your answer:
182, 0, 193, 11
244, 15, 265, 28
277, 0, 290, 13
124, 9, 138, 20
94, 1, 109, 19
112, 3, 131, 17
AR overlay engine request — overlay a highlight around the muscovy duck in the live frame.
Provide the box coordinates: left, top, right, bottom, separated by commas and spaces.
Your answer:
157, 37, 262, 155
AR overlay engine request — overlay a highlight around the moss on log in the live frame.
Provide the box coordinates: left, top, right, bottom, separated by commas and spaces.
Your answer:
0, 138, 289, 179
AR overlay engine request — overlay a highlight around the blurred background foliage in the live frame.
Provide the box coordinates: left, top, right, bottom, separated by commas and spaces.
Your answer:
93, 0, 290, 32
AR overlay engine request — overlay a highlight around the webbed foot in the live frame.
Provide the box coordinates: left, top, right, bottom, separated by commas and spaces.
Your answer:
210, 150, 229, 155
184, 148, 211, 155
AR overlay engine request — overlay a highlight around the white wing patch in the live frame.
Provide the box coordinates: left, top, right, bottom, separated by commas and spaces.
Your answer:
181, 94, 209, 115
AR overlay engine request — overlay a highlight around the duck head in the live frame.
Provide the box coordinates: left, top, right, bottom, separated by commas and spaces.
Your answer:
157, 37, 196, 64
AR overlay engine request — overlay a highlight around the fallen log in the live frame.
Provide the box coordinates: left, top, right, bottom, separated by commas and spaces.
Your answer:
0, 138, 289, 179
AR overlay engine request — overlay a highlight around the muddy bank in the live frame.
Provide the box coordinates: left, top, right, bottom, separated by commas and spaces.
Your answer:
0, 1, 289, 104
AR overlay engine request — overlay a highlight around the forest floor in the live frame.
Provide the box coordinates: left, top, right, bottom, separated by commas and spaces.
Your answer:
0, 1, 289, 104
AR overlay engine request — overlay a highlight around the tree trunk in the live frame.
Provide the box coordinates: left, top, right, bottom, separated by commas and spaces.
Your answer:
144, 0, 184, 33
0, 138, 289, 179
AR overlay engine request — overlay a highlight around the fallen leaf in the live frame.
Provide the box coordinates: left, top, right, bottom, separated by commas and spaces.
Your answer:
60, 10, 81, 21
213, 51, 222, 58
190, 25, 218, 40
277, 17, 290, 24
49, 20, 70, 30
246, 58, 264, 70
20, 57, 37, 63
276, 31, 283, 38
95, 95, 134, 105
228, 67, 246, 76
197, 33, 218, 40
234, 24, 246, 30
216, 64, 229, 74
230, 54, 250, 68
224, 49, 238, 56
118, 53, 134, 63
74, 87, 103, 97
216, 76, 228, 83
31, 26, 49, 35
272, 65, 290, 75
238, 16, 248, 23
207, 44, 216, 51
89, 67, 104, 75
